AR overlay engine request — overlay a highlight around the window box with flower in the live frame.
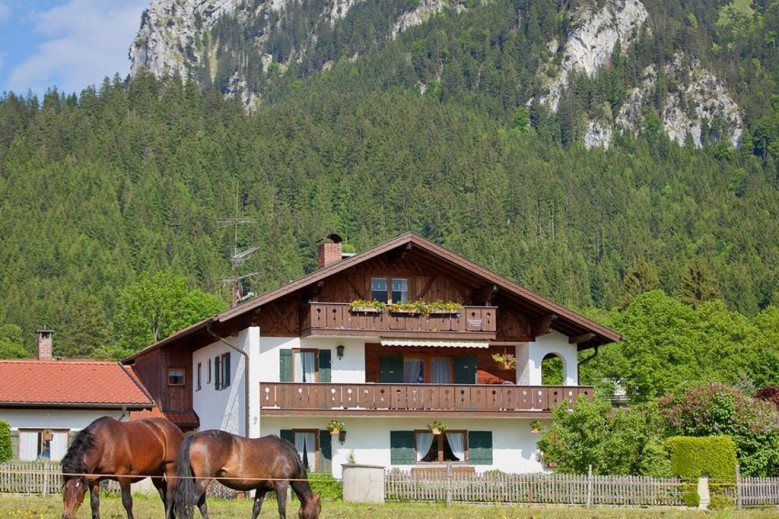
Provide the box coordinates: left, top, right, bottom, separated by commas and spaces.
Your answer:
349, 299, 386, 313
427, 420, 447, 435
327, 419, 345, 435
492, 351, 517, 370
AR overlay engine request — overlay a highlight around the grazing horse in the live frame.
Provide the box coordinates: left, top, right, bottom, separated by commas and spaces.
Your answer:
175, 431, 321, 519
61, 416, 183, 519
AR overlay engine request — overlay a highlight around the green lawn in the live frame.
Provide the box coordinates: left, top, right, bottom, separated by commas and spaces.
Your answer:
1, 495, 779, 519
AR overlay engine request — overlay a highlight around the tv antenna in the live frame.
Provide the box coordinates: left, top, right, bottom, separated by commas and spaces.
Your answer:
218, 184, 258, 306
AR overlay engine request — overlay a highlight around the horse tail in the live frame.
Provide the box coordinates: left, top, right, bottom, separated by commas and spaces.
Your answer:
174, 434, 196, 519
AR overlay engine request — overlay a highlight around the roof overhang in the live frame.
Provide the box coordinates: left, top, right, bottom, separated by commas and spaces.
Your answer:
380, 338, 490, 349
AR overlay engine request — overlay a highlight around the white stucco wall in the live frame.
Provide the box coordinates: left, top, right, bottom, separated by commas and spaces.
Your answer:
525, 331, 579, 386
3, 408, 127, 461
260, 416, 550, 478
257, 337, 366, 383
192, 326, 260, 436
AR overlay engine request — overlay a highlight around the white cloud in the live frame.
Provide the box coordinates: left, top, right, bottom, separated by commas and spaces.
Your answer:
5, 0, 149, 96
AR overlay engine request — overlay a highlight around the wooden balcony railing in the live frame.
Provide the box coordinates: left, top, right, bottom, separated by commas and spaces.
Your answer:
259, 383, 592, 414
302, 303, 497, 337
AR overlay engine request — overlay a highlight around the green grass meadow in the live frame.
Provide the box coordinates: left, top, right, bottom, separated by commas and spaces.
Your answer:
1, 495, 779, 519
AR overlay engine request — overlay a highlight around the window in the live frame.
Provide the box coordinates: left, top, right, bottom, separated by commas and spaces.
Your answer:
215, 353, 231, 390
294, 349, 318, 383
417, 430, 465, 462
281, 429, 322, 472
168, 368, 185, 386
196, 362, 202, 391
207, 358, 212, 384
38, 432, 51, 460
390, 430, 492, 465
399, 355, 453, 383
371, 277, 408, 303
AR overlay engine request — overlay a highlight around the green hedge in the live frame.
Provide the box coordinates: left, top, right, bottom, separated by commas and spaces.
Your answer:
0, 420, 11, 462
307, 472, 342, 500
664, 436, 737, 508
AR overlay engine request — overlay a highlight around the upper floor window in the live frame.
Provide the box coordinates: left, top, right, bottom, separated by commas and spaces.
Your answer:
168, 368, 185, 386
294, 349, 319, 382
215, 352, 231, 390
371, 277, 408, 303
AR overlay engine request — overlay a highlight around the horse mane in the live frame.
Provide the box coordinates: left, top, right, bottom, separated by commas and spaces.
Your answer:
60, 417, 106, 482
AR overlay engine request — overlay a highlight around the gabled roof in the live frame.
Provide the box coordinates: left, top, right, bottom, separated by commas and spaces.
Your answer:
127, 232, 619, 359
0, 359, 154, 408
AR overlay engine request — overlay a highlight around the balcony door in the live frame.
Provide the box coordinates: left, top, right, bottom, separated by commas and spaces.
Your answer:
380, 353, 474, 383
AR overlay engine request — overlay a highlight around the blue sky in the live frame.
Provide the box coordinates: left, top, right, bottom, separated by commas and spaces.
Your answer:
0, 0, 149, 97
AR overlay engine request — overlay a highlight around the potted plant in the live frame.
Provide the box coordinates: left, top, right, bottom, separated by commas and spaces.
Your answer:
349, 299, 386, 313
529, 420, 543, 434
41, 429, 53, 441
427, 420, 447, 435
492, 351, 517, 370
327, 419, 345, 435
388, 300, 426, 314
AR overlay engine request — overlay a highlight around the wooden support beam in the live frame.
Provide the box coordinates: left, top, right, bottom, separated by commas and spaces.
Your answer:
531, 314, 557, 338
569, 332, 596, 344
418, 275, 438, 300
473, 284, 498, 306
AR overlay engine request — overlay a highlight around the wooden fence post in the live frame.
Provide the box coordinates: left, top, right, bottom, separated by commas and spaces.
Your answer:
446, 462, 452, 507
586, 465, 593, 508
736, 464, 742, 510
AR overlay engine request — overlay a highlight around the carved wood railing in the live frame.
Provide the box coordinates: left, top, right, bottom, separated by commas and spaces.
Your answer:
302, 303, 497, 337
259, 383, 592, 413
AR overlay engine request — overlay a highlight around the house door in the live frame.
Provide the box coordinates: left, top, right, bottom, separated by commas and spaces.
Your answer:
379, 354, 403, 383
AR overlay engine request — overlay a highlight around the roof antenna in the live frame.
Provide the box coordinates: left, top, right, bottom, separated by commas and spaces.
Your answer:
217, 183, 258, 307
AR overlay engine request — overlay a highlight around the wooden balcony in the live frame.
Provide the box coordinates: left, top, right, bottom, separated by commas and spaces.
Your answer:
302, 303, 497, 338
259, 383, 593, 418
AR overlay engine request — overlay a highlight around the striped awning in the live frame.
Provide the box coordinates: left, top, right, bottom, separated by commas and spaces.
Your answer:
380, 338, 490, 349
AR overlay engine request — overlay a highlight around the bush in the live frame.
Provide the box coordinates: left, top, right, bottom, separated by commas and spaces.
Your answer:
0, 420, 11, 462
664, 435, 737, 482
307, 472, 342, 500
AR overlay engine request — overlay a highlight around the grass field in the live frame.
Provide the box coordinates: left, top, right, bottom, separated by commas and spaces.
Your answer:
1, 495, 779, 519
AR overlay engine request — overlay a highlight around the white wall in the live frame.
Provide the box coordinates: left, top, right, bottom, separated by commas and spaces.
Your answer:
3, 408, 126, 461
260, 416, 550, 478
257, 337, 366, 383
192, 327, 260, 436
525, 331, 578, 386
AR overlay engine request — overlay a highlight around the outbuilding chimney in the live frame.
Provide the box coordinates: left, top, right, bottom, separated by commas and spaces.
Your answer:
37, 326, 53, 360
317, 233, 343, 268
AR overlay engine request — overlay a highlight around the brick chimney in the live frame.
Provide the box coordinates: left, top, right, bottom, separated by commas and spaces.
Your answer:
317, 233, 343, 268
37, 326, 53, 360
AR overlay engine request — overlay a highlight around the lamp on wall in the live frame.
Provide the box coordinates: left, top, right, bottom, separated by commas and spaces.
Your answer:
336, 344, 345, 360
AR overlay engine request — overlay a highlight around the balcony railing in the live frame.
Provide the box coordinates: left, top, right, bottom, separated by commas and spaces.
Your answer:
259, 383, 592, 414
302, 303, 497, 337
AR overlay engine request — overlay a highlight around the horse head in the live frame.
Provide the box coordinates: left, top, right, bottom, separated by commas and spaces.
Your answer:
299, 493, 321, 519
61, 477, 89, 519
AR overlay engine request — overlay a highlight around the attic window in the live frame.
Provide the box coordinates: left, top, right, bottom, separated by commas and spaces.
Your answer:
168, 368, 185, 386
372, 277, 408, 304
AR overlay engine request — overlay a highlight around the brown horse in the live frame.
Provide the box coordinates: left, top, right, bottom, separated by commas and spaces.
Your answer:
61, 416, 183, 519
175, 431, 321, 519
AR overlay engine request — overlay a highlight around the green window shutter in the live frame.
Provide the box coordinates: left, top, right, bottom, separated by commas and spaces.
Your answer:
279, 349, 292, 382
468, 431, 493, 465
280, 429, 294, 444
319, 349, 331, 383
454, 356, 477, 384
390, 431, 415, 465
319, 430, 332, 474
380, 354, 403, 383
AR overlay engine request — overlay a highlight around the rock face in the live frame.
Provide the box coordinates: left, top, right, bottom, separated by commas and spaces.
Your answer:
131, 0, 743, 148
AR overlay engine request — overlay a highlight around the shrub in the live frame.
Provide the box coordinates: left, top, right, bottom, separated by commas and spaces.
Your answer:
0, 420, 12, 462
307, 472, 342, 500
665, 435, 737, 509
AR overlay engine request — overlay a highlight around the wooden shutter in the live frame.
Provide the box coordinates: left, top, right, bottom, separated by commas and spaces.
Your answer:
468, 431, 493, 465
223, 353, 231, 387
380, 354, 403, 383
279, 349, 292, 382
319, 349, 331, 383
390, 431, 415, 465
454, 356, 477, 384
280, 429, 294, 444
215, 355, 222, 390
319, 430, 332, 474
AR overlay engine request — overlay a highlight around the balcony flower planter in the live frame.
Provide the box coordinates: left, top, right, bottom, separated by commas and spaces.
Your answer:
492, 352, 517, 370
349, 300, 385, 314
426, 301, 464, 316
529, 420, 543, 434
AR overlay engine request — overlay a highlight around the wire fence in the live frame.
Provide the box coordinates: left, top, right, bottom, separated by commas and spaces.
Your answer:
2, 461, 779, 509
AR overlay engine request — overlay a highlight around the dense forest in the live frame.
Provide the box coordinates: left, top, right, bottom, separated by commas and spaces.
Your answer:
1, 0, 779, 394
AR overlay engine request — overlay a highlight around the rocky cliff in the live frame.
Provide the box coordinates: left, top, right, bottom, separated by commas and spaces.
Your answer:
130, 0, 743, 149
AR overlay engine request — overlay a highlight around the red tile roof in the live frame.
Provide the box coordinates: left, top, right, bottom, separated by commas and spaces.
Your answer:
0, 359, 154, 408
131, 407, 199, 428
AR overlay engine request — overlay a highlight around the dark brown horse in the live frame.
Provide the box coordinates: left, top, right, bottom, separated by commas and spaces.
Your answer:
61, 416, 183, 519
175, 431, 321, 519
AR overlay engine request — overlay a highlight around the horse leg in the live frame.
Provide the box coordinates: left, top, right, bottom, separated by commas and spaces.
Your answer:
151, 476, 171, 519
250, 489, 267, 519
118, 478, 134, 519
194, 478, 211, 519
89, 481, 100, 519
274, 482, 289, 519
